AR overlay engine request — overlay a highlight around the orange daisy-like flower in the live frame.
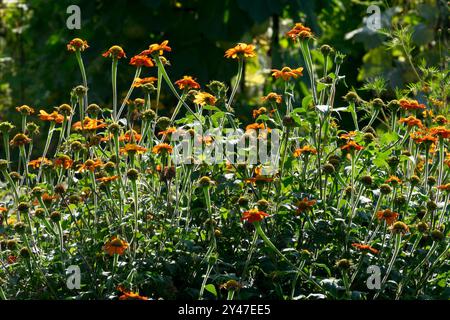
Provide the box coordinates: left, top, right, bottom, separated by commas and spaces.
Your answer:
398, 116, 423, 128
437, 183, 450, 191
39, 110, 64, 124
53, 155, 73, 169
117, 285, 148, 300
286, 23, 314, 41
152, 143, 173, 155
244, 175, 274, 184
67, 38, 89, 52
103, 237, 129, 256
399, 98, 426, 111
385, 175, 402, 186
224, 43, 256, 59
15, 105, 35, 115
241, 208, 270, 223
245, 122, 271, 132
341, 141, 364, 151
271, 67, 304, 81
430, 126, 450, 139
295, 197, 316, 214
410, 131, 438, 145
133, 77, 158, 88
129, 55, 154, 68
158, 127, 177, 136
174, 76, 200, 90
102, 45, 126, 59
352, 243, 379, 255
140, 40, 172, 56
119, 130, 142, 143
377, 209, 399, 226
339, 131, 358, 141
120, 144, 148, 155
293, 145, 317, 157
193, 92, 217, 106
96, 175, 119, 183
72, 117, 108, 131
42, 193, 58, 204
252, 107, 268, 119
77, 159, 103, 173
261, 92, 282, 104
28, 157, 52, 169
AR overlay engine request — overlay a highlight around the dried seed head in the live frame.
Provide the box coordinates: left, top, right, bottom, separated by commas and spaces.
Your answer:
17, 202, 30, 213
50, 211, 61, 223
32, 187, 45, 197
108, 122, 121, 134
57, 104, 73, 116
156, 116, 171, 130
141, 109, 156, 121
70, 141, 83, 152
343, 91, 361, 103
86, 104, 102, 116
127, 168, 139, 181
391, 221, 409, 234
410, 175, 421, 186
417, 222, 428, 233
387, 100, 400, 111
336, 259, 352, 270
198, 176, 213, 187
26, 122, 39, 135
256, 199, 270, 210
371, 98, 385, 109
320, 44, 333, 56
431, 229, 445, 242
322, 163, 335, 174
7, 239, 17, 250
14, 222, 26, 234
380, 184, 392, 195
426, 200, 437, 211
360, 175, 373, 187
9, 172, 21, 181
238, 196, 249, 206
34, 208, 46, 219
427, 176, 436, 186
0, 122, 15, 133
54, 183, 67, 195
73, 85, 88, 97
19, 247, 31, 259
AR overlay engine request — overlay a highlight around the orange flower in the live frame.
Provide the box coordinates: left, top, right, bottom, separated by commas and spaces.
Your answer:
398, 116, 423, 128
15, 105, 35, 115
158, 127, 177, 136
241, 208, 269, 223
410, 131, 438, 145
10, 133, 31, 147
286, 23, 313, 40
339, 131, 358, 141
385, 175, 402, 186
430, 126, 450, 139
293, 145, 317, 157
119, 130, 142, 143
244, 175, 274, 184
245, 123, 271, 132
42, 193, 58, 204
77, 159, 103, 173
117, 285, 148, 300
39, 110, 64, 124
352, 243, 379, 255
261, 92, 282, 104
0, 206, 7, 212
399, 98, 426, 111
133, 77, 158, 87
341, 141, 364, 151
103, 237, 129, 256
28, 157, 52, 169
174, 76, 200, 90
53, 155, 73, 169
224, 43, 256, 59
140, 40, 171, 56
96, 175, 119, 183
129, 55, 154, 68
67, 38, 89, 52
271, 67, 303, 81
252, 107, 268, 119
193, 92, 217, 106
152, 143, 173, 154
72, 117, 107, 131
377, 209, 399, 226
120, 144, 148, 155
102, 45, 126, 59
295, 197, 316, 214
7, 255, 17, 264
437, 183, 450, 191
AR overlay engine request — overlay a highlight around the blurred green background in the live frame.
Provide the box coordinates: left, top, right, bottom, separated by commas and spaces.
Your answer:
0, 0, 447, 128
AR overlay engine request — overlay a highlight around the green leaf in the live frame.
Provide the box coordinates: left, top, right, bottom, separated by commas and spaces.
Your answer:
204, 284, 217, 297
